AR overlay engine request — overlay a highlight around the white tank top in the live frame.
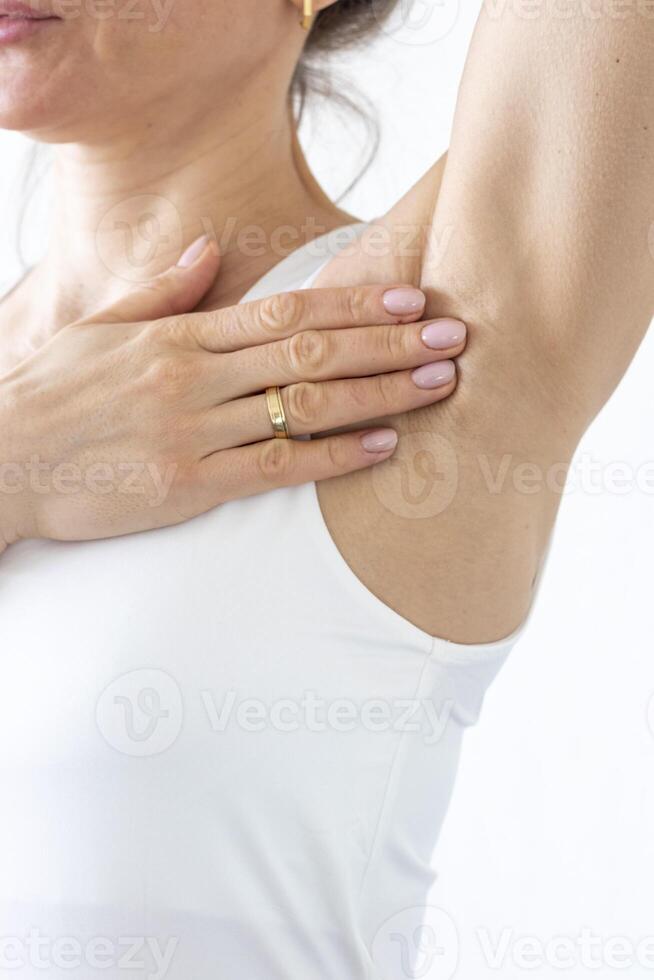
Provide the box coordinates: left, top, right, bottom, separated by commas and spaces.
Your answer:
0, 229, 535, 979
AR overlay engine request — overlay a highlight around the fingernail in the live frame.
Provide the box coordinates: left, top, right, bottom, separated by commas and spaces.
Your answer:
412, 360, 456, 389
421, 318, 466, 350
360, 428, 399, 453
177, 234, 211, 268
383, 287, 425, 317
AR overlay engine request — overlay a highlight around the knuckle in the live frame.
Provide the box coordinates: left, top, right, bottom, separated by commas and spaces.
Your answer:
345, 377, 373, 411
145, 277, 179, 315
257, 439, 295, 484
220, 304, 250, 340
170, 458, 195, 495
286, 329, 329, 379
125, 277, 181, 322
146, 409, 177, 448
165, 469, 200, 524
165, 412, 197, 446
344, 287, 370, 324
159, 313, 195, 347
324, 436, 350, 472
371, 372, 397, 409
258, 291, 304, 336
382, 325, 410, 361
145, 354, 192, 397
286, 382, 325, 429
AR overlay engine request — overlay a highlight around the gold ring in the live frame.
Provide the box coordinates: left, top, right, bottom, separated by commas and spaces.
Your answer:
265, 386, 290, 439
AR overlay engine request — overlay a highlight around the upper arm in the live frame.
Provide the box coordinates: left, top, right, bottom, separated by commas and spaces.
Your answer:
315, 9, 654, 644
421, 6, 654, 422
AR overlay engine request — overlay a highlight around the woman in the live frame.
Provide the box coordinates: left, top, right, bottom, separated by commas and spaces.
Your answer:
0, 0, 652, 977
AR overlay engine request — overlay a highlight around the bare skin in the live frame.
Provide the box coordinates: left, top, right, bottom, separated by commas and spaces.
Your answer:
317, 9, 654, 642
0, 267, 464, 542
0, 2, 463, 551
316, 158, 558, 642
0, 0, 652, 644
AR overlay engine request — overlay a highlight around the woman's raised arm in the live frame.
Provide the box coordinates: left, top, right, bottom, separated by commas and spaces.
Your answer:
316, 5, 654, 643
423, 4, 653, 406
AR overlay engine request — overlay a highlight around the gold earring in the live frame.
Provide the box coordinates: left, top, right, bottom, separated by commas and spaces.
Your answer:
301, 0, 313, 30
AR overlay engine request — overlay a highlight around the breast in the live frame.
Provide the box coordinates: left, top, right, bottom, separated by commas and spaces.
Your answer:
0, 480, 507, 978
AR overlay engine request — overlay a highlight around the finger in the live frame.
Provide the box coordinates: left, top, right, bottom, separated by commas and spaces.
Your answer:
79, 235, 221, 326
183, 284, 426, 353
193, 428, 399, 506
197, 363, 457, 450
211, 318, 466, 401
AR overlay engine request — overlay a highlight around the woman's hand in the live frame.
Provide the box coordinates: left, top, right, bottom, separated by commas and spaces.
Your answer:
0, 237, 465, 549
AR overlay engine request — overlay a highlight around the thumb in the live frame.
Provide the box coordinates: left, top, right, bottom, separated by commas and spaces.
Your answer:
83, 235, 221, 325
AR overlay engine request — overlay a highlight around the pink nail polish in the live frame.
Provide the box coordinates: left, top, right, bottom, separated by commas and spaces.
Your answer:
360, 428, 398, 453
421, 319, 466, 350
383, 287, 425, 317
412, 360, 456, 389
177, 234, 210, 268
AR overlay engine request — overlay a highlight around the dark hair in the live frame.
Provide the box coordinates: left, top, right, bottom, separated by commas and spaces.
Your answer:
304, 0, 399, 55
292, 0, 401, 196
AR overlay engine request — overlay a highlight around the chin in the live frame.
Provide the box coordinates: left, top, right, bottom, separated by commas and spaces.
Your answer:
0, 21, 118, 141
0, 66, 105, 142
0, 51, 66, 135
0, 92, 73, 141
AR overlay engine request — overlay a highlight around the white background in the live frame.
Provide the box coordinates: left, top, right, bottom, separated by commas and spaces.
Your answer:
1, 1, 653, 976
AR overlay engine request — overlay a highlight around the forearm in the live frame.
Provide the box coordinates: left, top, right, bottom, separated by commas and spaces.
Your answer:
423, 3, 654, 427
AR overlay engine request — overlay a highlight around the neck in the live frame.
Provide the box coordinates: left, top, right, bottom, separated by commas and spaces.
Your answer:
34, 93, 351, 329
